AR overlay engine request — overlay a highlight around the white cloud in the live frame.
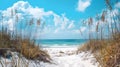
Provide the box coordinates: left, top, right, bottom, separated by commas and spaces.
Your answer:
53, 14, 61, 27
1, 1, 54, 20
115, 2, 120, 8
27, 7, 54, 19
76, 0, 91, 12
12, 1, 76, 32
7, 19, 14, 31
54, 28, 60, 33
13, 1, 30, 11
53, 14, 75, 33
68, 21, 75, 29
0, 1, 79, 39
13, 1, 54, 19
61, 14, 69, 30
72, 30, 80, 33
80, 26, 86, 32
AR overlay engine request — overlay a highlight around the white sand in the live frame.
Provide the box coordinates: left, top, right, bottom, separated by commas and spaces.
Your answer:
40, 47, 98, 67
0, 47, 99, 67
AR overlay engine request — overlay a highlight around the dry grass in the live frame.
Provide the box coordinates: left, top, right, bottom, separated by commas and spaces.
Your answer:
0, 29, 51, 63
19, 40, 51, 62
77, 1, 120, 66
77, 34, 120, 67
95, 41, 120, 67
77, 40, 107, 53
0, 16, 51, 62
0, 8, 50, 67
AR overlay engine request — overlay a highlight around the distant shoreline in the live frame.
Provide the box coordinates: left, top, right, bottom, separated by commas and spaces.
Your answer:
39, 43, 85, 48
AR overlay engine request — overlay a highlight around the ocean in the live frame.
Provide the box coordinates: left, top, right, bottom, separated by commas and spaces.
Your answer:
36, 39, 88, 48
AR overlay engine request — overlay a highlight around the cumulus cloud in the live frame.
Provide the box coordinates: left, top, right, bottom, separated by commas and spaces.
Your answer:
60, 14, 69, 30
13, 1, 54, 19
115, 2, 120, 8
72, 30, 80, 34
54, 28, 60, 33
53, 14, 61, 27
53, 14, 75, 33
68, 21, 75, 29
0, 1, 78, 39
76, 0, 91, 12
80, 26, 86, 32
7, 19, 14, 31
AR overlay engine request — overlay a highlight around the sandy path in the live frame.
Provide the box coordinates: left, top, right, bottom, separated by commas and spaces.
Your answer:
41, 47, 98, 67
0, 47, 98, 67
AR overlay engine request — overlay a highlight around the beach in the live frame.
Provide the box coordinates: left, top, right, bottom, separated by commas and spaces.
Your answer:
41, 47, 98, 67
0, 47, 98, 67
0, 39, 99, 67
0, 0, 119, 67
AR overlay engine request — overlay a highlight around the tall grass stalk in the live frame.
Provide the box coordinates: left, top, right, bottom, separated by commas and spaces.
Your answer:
0, 8, 50, 67
77, 0, 120, 67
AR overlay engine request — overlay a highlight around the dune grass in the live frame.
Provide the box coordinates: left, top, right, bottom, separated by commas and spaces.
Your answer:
77, 33, 120, 67
0, 11, 51, 64
0, 8, 51, 63
77, 0, 120, 66
0, 29, 51, 63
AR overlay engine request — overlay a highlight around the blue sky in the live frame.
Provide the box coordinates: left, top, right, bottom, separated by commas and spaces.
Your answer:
0, 0, 119, 39
0, 0, 106, 20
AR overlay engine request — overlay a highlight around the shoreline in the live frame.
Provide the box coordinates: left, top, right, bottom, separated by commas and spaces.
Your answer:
40, 43, 84, 48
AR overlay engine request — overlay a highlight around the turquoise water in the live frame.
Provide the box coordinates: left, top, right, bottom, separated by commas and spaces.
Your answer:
36, 39, 88, 47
